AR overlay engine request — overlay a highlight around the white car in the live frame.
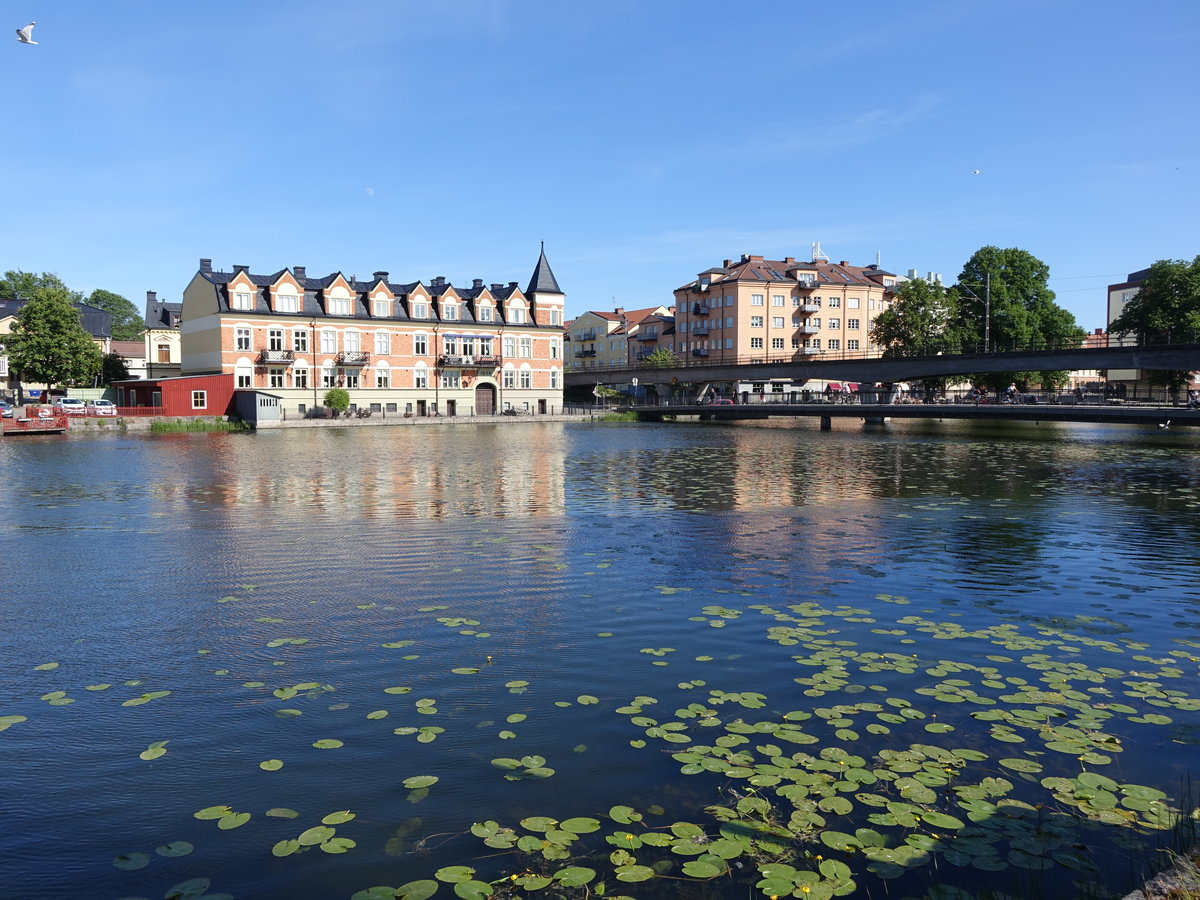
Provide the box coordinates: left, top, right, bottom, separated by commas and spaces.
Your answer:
87, 399, 117, 416
54, 398, 87, 415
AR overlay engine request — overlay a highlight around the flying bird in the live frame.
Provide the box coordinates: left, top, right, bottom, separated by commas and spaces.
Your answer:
971, 169, 981, 175
16, 22, 36, 44
1158, 420, 1171, 430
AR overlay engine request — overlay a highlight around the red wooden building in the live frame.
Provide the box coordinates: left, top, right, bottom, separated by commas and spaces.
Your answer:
112, 374, 235, 417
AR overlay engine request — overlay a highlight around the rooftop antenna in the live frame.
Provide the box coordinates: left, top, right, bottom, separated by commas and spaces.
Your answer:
875, 250, 881, 267
811, 242, 829, 263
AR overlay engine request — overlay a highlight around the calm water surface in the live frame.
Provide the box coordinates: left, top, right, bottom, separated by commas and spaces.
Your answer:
1, 419, 1198, 900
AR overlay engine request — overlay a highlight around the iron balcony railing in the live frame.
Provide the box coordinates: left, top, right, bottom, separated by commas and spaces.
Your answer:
258, 349, 295, 365
692, 303, 710, 315
575, 349, 597, 358
337, 351, 370, 366
439, 355, 499, 368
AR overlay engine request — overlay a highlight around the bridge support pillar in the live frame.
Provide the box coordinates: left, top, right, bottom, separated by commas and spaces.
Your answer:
864, 416, 888, 424
820, 416, 831, 431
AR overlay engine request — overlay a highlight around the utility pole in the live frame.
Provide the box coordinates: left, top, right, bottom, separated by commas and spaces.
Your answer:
984, 272, 991, 353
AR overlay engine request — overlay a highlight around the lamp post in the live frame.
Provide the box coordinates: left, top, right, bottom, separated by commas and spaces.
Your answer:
310, 320, 318, 413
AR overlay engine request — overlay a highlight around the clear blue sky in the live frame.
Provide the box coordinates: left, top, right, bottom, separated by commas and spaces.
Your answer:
4, 0, 1197, 331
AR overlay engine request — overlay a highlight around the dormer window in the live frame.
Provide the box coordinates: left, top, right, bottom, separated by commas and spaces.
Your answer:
232, 291, 253, 310
509, 306, 526, 325
443, 302, 458, 321
276, 290, 299, 313
327, 291, 351, 315
478, 306, 493, 322
411, 300, 428, 318
373, 297, 391, 317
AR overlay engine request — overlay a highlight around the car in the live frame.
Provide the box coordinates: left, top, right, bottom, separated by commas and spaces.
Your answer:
707, 398, 735, 405
86, 399, 117, 416
0, 400, 12, 418
53, 397, 87, 415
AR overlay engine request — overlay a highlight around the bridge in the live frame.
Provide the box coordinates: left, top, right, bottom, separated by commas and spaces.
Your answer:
629, 398, 1198, 429
564, 343, 1200, 388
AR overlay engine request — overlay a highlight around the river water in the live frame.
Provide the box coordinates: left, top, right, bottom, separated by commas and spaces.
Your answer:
1, 419, 1198, 900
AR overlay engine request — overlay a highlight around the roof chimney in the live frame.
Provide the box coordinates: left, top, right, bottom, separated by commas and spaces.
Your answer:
232, 264, 249, 274
490, 283, 503, 291
373, 271, 389, 282
508, 281, 518, 289
199, 258, 212, 274
472, 278, 483, 289
614, 307, 624, 315
784, 257, 795, 265
294, 266, 306, 280
723, 259, 732, 268
839, 261, 851, 267
146, 290, 157, 304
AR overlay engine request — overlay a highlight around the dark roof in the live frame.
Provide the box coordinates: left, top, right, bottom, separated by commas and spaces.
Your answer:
676, 256, 900, 292
145, 299, 183, 329
526, 244, 562, 295
0, 298, 111, 338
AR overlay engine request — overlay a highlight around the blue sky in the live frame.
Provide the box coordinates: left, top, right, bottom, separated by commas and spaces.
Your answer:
4, 0, 1197, 330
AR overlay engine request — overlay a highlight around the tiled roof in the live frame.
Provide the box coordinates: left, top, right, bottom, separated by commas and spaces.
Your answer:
526, 244, 562, 295
677, 256, 898, 292
111, 340, 146, 358
0, 299, 112, 337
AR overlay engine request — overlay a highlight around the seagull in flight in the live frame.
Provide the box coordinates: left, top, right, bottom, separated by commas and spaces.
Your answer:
16, 22, 37, 44
971, 169, 981, 175
1158, 420, 1171, 430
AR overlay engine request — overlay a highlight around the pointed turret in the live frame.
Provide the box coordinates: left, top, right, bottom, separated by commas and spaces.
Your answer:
526, 242, 562, 295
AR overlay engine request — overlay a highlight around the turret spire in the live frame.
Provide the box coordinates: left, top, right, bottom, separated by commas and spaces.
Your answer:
526, 243, 562, 295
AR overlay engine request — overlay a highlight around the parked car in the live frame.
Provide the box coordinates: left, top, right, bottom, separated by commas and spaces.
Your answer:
54, 398, 87, 415
707, 398, 735, 405
87, 399, 117, 416
0, 400, 12, 418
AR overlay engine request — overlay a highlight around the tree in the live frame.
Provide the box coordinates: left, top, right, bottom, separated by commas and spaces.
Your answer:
870, 278, 964, 357
1109, 256, 1200, 343
638, 347, 680, 368
101, 352, 131, 384
955, 246, 1085, 390
88, 289, 144, 341
324, 388, 350, 413
7, 290, 103, 393
1, 270, 82, 303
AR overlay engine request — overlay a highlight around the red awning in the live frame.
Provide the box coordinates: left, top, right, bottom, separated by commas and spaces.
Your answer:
848, 382, 860, 390
827, 382, 841, 390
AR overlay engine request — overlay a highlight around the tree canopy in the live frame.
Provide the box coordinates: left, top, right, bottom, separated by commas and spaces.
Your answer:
638, 347, 680, 368
7, 289, 103, 392
1108, 256, 1200, 342
869, 278, 963, 357
88, 289, 143, 341
1, 270, 81, 303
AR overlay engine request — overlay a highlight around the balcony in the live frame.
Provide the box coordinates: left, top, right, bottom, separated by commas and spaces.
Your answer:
800, 302, 821, 313
439, 354, 499, 369
635, 332, 659, 342
337, 351, 370, 366
796, 280, 819, 291
690, 325, 709, 336
797, 346, 822, 355
692, 303, 710, 315
575, 349, 597, 358
798, 324, 820, 335
574, 329, 597, 341
258, 349, 295, 365
692, 348, 710, 358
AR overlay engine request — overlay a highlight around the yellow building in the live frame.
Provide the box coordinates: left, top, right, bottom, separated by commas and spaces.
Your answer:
673, 254, 897, 363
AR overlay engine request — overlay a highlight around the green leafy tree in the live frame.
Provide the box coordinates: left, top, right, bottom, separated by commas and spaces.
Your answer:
1, 270, 83, 303
1109, 256, 1200, 344
956, 246, 1085, 390
324, 387, 350, 413
870, 278, 964, 357
638, 347, 680, 368
88, 289, 143, 341
101, 352, 131, 384
7, 290, 103, 393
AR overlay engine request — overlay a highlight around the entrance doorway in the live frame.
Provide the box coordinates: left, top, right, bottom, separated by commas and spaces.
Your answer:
475, 384, 496, 415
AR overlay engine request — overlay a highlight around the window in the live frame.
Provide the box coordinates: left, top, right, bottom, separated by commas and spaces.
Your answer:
344, 370, 359, 389
750, 316, 763, 327
235, 365, 252, 388
276, 291, 299, 313
443, 302, 458, 321
512, 306, 527, 324
848, 297, 860, 309
269, 368, 285, 389
828, 297, 841, 308
519, 337, 532, 358
828, 339, 840, 350
235, 327, 251, 351
479, 338, 493, 358
293, 330, 308, 352
157, 343, 170, 363
550, 308, 561, 325
376, 331, 391, 355
344, 330, 361, 352
321, 330, 337, 353
441, 371, 460, 388
373, 297, 391, 317
550, 342, 559, 359
519, 370, 532, 389
828, 318, 841, 329
550, 369, 559, 389
328, 294, 351, 315
414, 334, 428, 355
772, 338, 785, 349
811, 318, 821, 328
791, 317, 801, 328
376, 368, 390, 389
848, 339, 860, 350
479, 306, 492, 322
726, 317, 733, 328
503, 336, 516, 358
791, 338, 801, 349
414, 368, 428, 389
792, 297, 801, 307
294, 367, 308, 389
725, 296, 734, 307
268, 329, 284, 351
321, 368, 335, 388
772, 295, 785, 306
503, 369, 515, 389
750, 337, 764, 349
751, 294, 764, 306
772, 317, 784, 328
232, 291, 252, 310
411, 301, 428, 318
724, 338, 733, 349
191, 391, 207, 409
847, 318, 860, 330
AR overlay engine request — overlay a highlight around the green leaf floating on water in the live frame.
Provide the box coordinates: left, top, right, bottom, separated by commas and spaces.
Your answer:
139, 740, 169, 761
164, 877, 211, 900
259, 759, 284, 771
403, 775, 439, 789
0, 715, 28, 731
113, 850, 150, 870
156, 840, 194, 857
313, 739, 343, 749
